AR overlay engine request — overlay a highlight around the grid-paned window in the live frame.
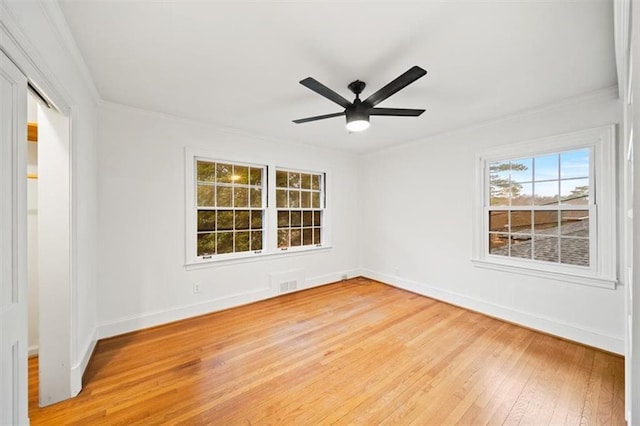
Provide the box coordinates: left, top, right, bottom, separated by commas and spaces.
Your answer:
195, 160, 265, 258
275, 169, 324, 249
487, 149, 591, 267
473, 125, 617, 289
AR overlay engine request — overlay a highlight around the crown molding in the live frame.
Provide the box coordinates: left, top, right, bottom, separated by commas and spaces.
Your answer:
36, 0, 100, 104
366, 85, 619, 156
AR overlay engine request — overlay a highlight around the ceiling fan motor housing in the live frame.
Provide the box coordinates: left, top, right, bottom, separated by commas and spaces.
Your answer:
348, 80, 366, 97
346, 99, 369, 122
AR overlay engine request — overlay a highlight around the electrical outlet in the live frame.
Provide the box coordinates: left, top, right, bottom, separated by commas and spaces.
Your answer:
193, 283, 201, 294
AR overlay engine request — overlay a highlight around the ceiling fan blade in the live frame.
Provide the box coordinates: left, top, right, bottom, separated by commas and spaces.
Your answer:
300, 77, 352, 109
293, 111, 346, 124
363, 66, 427, 107
370, 108, 425, 117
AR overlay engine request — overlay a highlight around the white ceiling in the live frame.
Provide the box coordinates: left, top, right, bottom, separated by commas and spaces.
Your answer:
58, 1, 617, 153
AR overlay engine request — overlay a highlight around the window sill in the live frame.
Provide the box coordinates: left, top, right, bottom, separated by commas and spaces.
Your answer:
185, 245, 333, 270
471, 258, 617, 289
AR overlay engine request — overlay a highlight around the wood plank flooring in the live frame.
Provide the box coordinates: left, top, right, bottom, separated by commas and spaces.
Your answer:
28, 278, 625, 425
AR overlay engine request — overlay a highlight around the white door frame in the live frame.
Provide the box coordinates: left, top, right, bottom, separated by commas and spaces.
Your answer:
0, 47, 28, 426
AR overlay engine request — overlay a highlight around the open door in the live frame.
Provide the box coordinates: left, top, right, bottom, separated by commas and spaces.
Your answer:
0, 50, 29, 424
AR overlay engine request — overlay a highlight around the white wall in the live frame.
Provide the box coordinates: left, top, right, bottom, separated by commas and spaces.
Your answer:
96, 103, 361, 337
360, 89, 625, 353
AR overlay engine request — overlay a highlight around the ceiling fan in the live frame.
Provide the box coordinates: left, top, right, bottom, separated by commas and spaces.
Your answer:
293, 65, 427, 132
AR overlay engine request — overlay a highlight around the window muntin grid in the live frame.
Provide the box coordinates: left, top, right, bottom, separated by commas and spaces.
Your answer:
196, 160, 265, 258
487, 148, 591, 267
275, 169, 324, 249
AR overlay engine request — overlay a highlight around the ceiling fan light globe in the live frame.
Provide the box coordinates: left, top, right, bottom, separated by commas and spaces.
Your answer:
346, 119, 370, 132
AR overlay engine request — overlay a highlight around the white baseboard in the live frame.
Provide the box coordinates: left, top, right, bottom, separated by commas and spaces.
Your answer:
28, 345, 39, 357
361, 269, 624, 355
70, 328, 97, 396
97, 269, 359, 340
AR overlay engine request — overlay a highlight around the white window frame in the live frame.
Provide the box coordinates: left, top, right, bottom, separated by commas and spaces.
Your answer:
274, 167, 326, 252
472, 125, 617, 289
185, 148, 331, 267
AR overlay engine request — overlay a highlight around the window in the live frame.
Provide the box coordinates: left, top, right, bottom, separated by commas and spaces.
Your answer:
195, 159, 265, 259
185, 149, 329, 265
275, 169, 324, 249
473, 125, 617, 288
488, 148, 591, 267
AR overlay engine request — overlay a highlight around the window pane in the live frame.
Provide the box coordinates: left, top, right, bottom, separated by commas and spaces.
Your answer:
533, 181, 559, 205
510, 158, 532, 182
278, 211, 289, 228
276, 170, 288, 188
489, 211, 507, 232
303, 211, 313, 227
314, 211, 322, 226
314, 227, 321, 244
560, 211, 589, 237
289, 190, 300, 208
217, 232, 233, 254
533, 236, 559, 263
197, 233, 216, 256
251, 210, 262, 229
278, 229, 289, 248
291, 229, 302, 246
489, 161, 511, 206
276, 189, 287, 208
510, 182, 533, 206
510, 211, 532, 234
235, 231, 250, 252
301, 174, 311, 189
510, 236, 532, 259
235, 211, 250, 230
489, 233, 509, 255
216, 163, 233, 183
251, 231, 262, 251
233, 165, 249, 185
311, 174, 320, 190
197, 161, 216, 182
217, 210, 234, 230
250, 188, 262, 208
291, 211, 301, 227
303, 228, 313, 245
289, 172, 301, 189
560, 238, 589, 266
234, 187, 248, 208
301, 191, 311, 208
197, 184, 215, 207
560, 178, 589, 205
533, 211, 558, 235
560, 149, 589, 179
197, 211, 216, 231
249, 167, 263, 186
312, 192, 320, 208
216, 186, 232, 207
534, 154, 559, 181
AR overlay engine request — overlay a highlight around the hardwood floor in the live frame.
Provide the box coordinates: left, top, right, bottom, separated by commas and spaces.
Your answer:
29, 278, 625, 425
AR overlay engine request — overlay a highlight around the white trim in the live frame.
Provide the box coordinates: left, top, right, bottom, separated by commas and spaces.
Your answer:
472, 125, 617, 288
471, 259, 616, 289
361, 269, 624, 355
36, 0, 101, 103
614, 0, 631, 100
365, 86, 619, 156
70, 328, 97, 397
